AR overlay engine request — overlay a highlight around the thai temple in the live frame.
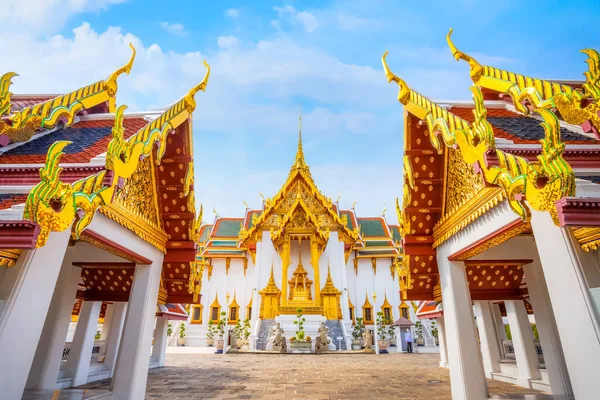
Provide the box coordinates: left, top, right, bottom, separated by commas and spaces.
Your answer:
186, 118, 415, 349
0, 25, 599, 400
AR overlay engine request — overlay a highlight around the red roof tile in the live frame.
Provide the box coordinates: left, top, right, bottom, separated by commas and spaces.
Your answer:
0, 118, 148, 165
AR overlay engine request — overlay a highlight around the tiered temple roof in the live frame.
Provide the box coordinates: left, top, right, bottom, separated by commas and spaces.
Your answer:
0, 45, 211, 305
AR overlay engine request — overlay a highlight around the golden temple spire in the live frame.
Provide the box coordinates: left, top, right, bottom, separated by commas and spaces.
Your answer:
293, 110, 307, 170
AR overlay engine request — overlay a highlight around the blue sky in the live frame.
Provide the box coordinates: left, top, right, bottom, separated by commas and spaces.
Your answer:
1, 0, 599, 223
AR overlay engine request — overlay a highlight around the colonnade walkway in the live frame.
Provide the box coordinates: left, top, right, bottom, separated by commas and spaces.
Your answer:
66, 352, 564, 400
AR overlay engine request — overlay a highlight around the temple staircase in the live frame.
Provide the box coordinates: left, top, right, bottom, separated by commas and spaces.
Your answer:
256, 319, 276, 350
325, 320, 347, 350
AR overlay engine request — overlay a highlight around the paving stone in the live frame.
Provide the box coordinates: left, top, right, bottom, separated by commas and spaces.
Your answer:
77, 352, 549, 399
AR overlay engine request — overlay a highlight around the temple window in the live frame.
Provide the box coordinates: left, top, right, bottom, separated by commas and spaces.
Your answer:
191, 304, 203, 324
228, 293, 241, 325
384, 307, 391, 320
381, 293, 393, 322
348, 298, 356, 324
246, 297, 253, 320
362, 293, 374, 324
399, 301, 410, 320
209, 293, 221, 323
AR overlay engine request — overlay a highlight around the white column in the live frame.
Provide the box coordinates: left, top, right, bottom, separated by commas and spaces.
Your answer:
531, 210, 600, 400
524, 261, 573, 395
473, 301, 502, 378
437, 256, 488, 399
505, 300, 541, 387
100, 303, 114, 340
437, 316, 449, 368
151, 317, 169, 367
0, 230, 71, 398
65, 300, 102, 386
26, 265, 82, 389
111, 257, 163, 400
103, 302, 127, 376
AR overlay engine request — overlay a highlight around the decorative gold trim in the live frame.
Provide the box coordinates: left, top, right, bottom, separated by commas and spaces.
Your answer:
447, 29, 600, 133
572, 227, 600, 252
0, 249, 21, 268
433, 188, 504, 248
382, 50, 574, 227
0, 45, 135, 143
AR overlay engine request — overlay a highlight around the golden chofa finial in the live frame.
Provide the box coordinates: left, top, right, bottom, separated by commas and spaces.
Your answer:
446, 28, 484, 82
0, 72, 18, 116
104, 43, 136, 99
184, 60, 211, 113
293, 109, 307, 169
381, 50, 411, 105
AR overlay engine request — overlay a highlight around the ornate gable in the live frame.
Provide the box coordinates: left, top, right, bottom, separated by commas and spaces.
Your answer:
239, 119, 358, 251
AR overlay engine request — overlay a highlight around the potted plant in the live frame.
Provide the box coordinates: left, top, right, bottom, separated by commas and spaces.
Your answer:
206, 320, 215, 347
290, 308, 311, 351
235, 319, 251, 350
178, 323, 186, 346
167, 322, 173, 338
387, 320, 396, 346
430, 320, 439, 346
415, 321, 425, 346
376, 312, 389, 353
215, 312, 227, 353
352, 318, 365, 350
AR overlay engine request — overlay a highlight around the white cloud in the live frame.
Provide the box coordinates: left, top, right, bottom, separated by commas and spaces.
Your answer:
160, 22, 186, 37
0, 0, 126, 35
217, 36, 240, 49
337, 14, 369, 30
225, 8, 240, 19
273, 5, 319, 33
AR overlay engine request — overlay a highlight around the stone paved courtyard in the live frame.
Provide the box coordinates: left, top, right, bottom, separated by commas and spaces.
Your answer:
82, 352, 550, 399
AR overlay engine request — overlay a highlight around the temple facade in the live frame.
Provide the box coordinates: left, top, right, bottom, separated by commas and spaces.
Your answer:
186, 122, 417, 349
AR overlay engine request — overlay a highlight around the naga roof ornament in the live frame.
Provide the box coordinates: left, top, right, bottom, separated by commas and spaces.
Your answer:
24, 60, 211, 247
0, 44, 137, 146
382, 50, 574, 225
447, 28, 600, 135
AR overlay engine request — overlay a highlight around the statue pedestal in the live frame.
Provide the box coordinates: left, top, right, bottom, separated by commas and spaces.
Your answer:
290, 341, 312, 353
227, 347, 239, 354
363, 348, 376, 354
265, 344, 283, 352
275, 314, 325, 343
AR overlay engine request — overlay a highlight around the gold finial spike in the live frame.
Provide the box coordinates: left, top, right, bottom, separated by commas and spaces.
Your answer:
213, 205, 219, 218
352, 201, 356, 209
104, 43, 136, 96
446, 28, 483, 80
293, 108, 307, 169
243, 199, 249, 209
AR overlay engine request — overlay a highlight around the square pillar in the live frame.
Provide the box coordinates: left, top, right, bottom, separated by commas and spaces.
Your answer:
0, 229, 71, 399
491, 303, 507, 359
473, 301, 502, 378
505, 300, 541, 387
100, 303, 114, 340
531, 210, 600, 399
111, 256, 163, 400
64, 300, 102, 387
26, 264, 82, 389
437, 316, 448, 368
437, 256, 488, 399
524, 261, 572, 395
151, 317, 169, 367
103, 302, 127, 376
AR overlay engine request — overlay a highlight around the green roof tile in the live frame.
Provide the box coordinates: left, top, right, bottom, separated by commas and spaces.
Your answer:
390, 226, 401, 243
365, 240, 392, 247
214, 219, 243, 237
357, 218, 387, 237
212, 240, 238, 247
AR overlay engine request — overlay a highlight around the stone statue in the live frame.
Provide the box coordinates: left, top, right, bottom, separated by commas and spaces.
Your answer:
227, 327, 239, 353
362, 330, 375, 353
266, 322, 287, 353
315, 322, 330, 353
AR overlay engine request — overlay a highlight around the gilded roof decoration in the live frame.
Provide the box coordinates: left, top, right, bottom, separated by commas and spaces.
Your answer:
24, 61, 211, 247
239, 122, 359, 246
0, 44, 136, 145
447, 29, 600, 135
382, 50, 574, 226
